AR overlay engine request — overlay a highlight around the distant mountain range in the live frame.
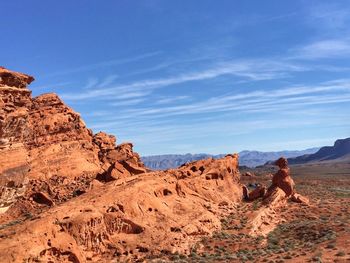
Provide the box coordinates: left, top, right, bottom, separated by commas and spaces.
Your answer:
288, 138, 350, 165
238, 149, 319, 167
142, 148, 319, 170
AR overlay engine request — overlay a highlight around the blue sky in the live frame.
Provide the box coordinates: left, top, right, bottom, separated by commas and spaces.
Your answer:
2, 0, 350, 155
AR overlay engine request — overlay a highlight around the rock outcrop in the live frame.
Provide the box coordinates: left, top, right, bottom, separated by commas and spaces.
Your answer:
0, 154, 242, 262
0, 66, 34, 88
266, 157, 295, 197
243, 157, 307, 202
243, 157, 309, 236
0, 67, 146, 218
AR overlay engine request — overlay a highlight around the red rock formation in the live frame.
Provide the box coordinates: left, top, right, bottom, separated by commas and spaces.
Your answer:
95, 139, 147, 182
0, 68, 33, 184
248, 187, 287, 236
0, 67, 146, 217
243, 157, 303, 202
243, 184, 267, 201
27, 93, 93, 148
0, 154, 242, 262
0, 66, 34, 88
244, 157, 309, 237
93, 131, 116, 153
264, 157, 308, 203
291, 192, 309, 205
266, 157, 295, 197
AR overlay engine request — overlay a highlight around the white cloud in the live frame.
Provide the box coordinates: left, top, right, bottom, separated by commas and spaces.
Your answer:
80, 80, 350, 151
155, 96, 190, 105
109, 98, 145, 106
90, 113, 350, 153
114, 79, 350, 119
43, 51, 162, 78
82, 78, 99, 89
97, 74, 119, 88
60, 59, 307, 101
82, 76, 350, 155
293, 39, 350, 59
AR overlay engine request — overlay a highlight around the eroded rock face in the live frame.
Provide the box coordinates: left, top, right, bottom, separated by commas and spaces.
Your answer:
0, 68, 35, 211
0, 154, 242, 262
93, 132, 116, 152
243, 184, 267, 201
0, 66, 34, 89
95, 140, 148, 182
26, 93, 93, 148
0, 67, 146, 217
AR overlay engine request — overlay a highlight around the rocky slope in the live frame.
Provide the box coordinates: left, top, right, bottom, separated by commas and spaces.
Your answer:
0, 154, 244, 262
142, 148, 319, 170
288, 138, 350, 165
0, 67, 309, 263
0, 66, 146, 218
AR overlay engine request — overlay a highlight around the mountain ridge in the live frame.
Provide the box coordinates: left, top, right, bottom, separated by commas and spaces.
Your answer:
142, 148, 320, 170
288, 138, 350, 164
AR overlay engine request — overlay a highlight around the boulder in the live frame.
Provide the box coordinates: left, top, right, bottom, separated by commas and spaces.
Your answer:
291, 193, 309, 205
93, 131, 116, 152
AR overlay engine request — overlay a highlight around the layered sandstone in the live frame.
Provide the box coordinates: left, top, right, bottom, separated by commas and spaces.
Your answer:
0, 67, 146, 216
0, 154, 241, 262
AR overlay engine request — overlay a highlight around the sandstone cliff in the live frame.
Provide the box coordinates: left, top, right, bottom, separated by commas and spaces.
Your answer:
0, 67, 146, 218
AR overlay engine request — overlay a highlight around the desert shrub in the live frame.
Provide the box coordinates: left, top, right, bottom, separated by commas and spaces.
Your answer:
325, 243, 335, 249
335, 251, 345, 257
212, 231, 232, 239
252, 200, 260, 210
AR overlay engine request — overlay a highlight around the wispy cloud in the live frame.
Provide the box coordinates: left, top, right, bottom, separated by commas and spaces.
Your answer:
155, 95, 190, 105
111, 79, 350, 120
292, 2, 350, 60
109, 98, 145, 106
80, 79, 350, 153
292, 38, 350, 59
96, 74, 119, 89
60, 59, 306, 101
82, 78, 99, 89
43, 51, 161, 78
